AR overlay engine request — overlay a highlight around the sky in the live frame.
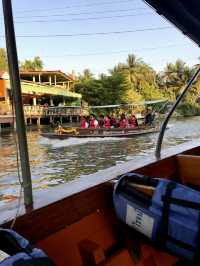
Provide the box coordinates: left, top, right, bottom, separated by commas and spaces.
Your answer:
0, 0, 199, 76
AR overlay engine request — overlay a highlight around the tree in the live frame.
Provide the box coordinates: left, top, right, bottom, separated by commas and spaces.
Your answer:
125, 54, 144, 84
33, 56, 43, 70
110, 54, 162, 101
20, 56, 43, 71
79, 69, 93, 81
0, 48, 8, 71
75, 70, 131, 105
158, 59, 192, 99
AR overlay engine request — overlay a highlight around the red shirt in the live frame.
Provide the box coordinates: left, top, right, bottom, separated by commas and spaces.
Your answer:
104, 117, 111, 128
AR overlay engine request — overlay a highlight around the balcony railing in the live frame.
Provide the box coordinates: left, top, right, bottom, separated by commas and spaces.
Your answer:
23, 105, 82, 117
48, 106, 82, 116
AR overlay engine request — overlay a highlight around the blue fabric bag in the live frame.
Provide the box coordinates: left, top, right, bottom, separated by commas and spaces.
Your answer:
0, 229, 55, 266
113, 173, 200, 261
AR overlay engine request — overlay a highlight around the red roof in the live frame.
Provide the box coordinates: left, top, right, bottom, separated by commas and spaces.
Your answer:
20, 70, 76, 81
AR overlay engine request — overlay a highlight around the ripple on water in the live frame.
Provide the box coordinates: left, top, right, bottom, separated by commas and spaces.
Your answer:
39, 136, 128, 149
1, 117, 200, 204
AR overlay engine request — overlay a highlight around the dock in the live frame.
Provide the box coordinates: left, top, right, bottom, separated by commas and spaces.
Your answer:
0, 106, 82, 129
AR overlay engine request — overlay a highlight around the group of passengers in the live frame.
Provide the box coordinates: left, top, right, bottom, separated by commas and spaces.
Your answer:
81, 108, 155, 129
80, 113, 141, 129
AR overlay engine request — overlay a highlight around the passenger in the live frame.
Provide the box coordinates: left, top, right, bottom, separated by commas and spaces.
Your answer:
144, 108, 154, 126
128, 114, 138, 128
119, 113, 128, 128
104, 115, 111, 129
89, 114, 99, 128
110, 114, 117, 128
98, 114, 104, 128
80, 116, 88, 129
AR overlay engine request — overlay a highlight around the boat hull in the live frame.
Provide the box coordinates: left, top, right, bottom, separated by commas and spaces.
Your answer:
41, 126, 160, 139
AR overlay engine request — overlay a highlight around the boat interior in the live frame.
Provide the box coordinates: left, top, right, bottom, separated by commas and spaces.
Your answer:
3, 144, 200, 266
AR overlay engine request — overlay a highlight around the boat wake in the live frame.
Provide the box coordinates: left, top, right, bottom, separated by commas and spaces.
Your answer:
39, 136, 127, 148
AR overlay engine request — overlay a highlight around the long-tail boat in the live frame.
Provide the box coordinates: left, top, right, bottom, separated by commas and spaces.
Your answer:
41, 125, 160, 139
1, 0, 200, 266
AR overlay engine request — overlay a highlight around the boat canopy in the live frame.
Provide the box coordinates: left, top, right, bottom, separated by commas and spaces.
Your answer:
144, 0, 200, 46
90, 100, 167, 109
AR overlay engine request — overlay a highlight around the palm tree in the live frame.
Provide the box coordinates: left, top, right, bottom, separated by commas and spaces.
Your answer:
123, 54, 142, 84
80, 69, 93, 81
20, 56, 43, 71
162, 59, 192, 98
33, 56, 43, 70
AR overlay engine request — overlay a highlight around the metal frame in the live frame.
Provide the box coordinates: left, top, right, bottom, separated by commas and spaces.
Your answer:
2, 0, 33, 207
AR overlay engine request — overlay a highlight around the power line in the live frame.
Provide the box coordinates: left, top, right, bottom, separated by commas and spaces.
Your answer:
15, 12, 153, 24
0, 26, 173, 39
14, 7, 148, 19
16, 0, 138, 14
38, 44, 191, 58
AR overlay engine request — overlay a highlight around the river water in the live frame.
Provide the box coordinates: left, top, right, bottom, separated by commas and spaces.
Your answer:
0, 116, 200, 204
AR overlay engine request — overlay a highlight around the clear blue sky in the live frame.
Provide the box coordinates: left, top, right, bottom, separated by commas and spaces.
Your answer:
0, 0, 199, 76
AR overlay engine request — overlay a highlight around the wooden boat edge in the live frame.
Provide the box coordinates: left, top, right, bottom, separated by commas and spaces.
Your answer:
40, 126, 160, 139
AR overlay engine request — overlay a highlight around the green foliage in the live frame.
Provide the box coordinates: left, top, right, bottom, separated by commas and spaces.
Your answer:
20, 56, 43, 71
111, 54, 162, 101
122, 89, 143, 103
177, 102, 200, 116
157, 59, 193, 100
75, 72, 128, 106
79, 69, 94, 81
75, 54, 168, 107
0, 48, 8, 71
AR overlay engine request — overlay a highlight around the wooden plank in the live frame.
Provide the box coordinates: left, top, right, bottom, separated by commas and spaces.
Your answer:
3, 184, 113, 243
176, 154, 200, 186
106, 249, 136, 266
79, 239, 106, 265
135, 157, 179, 180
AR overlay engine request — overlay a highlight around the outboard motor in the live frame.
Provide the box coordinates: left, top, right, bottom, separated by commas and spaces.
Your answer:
113, 173, 200, 263
0, 229, 55, 266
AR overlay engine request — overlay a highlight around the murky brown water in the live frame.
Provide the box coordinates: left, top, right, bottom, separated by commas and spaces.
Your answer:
0, 116, 200, 204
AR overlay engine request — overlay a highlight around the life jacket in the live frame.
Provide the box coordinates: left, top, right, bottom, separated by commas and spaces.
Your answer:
0, 228, 55, 266
128, 118, 138, 128
81, 119, 87, 128
119, 119, 127, 128
104, 118, 111, 129
89, 119, 95, 128
113, 173, 200, 263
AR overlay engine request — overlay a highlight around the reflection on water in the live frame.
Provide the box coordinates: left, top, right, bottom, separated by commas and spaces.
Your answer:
0, 116, 200, 203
